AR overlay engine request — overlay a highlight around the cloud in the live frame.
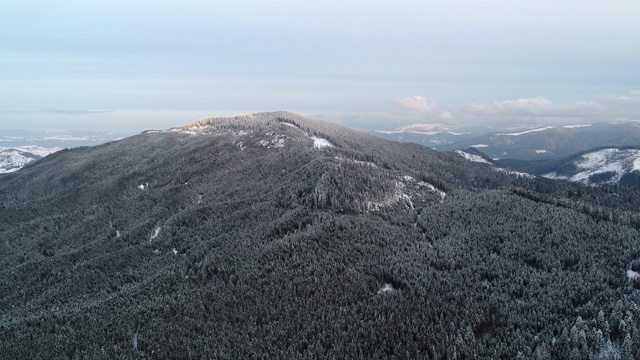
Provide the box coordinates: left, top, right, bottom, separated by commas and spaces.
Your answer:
0, 108, 112, 115
466, 97, 554, 116
439, 111, 454, 120
316, 91, 640, 132
460, 91, 640, 128
312, 111, 407, 131
392, 96, 437, 113
600, 91, 640, 110
39, 108, 112, 115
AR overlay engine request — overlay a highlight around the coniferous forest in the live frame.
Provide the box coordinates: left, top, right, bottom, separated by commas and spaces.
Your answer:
1, 112, 640, 359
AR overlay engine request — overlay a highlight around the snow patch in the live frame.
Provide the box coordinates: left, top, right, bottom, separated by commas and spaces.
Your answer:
401, 193, 414, 209
634, 158, 640, 172
454, 150, 492, 164
395, 123, 453, 133
535, 149, 547, 154
498, 126, 555, 136
311, 136, 334, 149
407, 131, 442, 135
172, 248, 178, 255
470, 144, 489, 148
168, 126, 206, 135
365, 175, 447, 211
281, 122, 301, 130
495, 168, 535, 179
563, 124, 591, 129
179, 131, 199, 136
627, 269, 640, 281
258, 133, 288, 149
455, 151, 535, 179
150, 226, 161, 241
404, 175, 447, 202
138, 183, 148, 190
377, 283, 396, 294
334, 156, 378, 168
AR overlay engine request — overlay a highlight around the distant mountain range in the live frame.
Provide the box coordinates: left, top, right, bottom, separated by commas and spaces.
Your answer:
368, 123, 494, 147
372, 120, 640, 162
0, 129, 130, 173
494, 146, 640, 186
437, 121, 640, 160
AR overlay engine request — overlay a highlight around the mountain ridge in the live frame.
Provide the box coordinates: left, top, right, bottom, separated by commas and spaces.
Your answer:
2, 111, 640, 359
494, 145, 640, 187
437, 120, 640, 160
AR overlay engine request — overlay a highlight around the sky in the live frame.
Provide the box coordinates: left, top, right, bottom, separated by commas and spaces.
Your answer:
1, 0, 639, 133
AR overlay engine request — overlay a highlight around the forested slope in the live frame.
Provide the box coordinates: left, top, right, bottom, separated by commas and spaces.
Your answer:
1, 112, 639, 359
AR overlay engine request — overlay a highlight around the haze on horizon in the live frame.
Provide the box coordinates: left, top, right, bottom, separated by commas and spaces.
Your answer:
1, 0, 639, 134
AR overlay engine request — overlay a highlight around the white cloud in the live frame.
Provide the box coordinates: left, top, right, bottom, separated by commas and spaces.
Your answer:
466, 97, 554, 116
317, 91, 640, 132
600, 91, 640, 109
459, 91, 640, 128
393, 96, 437, 113
439, 111, 453, 120
569, 101, 602, 115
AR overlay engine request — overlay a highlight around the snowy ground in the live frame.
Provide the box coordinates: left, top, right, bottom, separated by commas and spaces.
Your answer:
544, 148, 640, 185
454, 150, 492, 164
311, 137, 334, 148
0, 147, 57, 174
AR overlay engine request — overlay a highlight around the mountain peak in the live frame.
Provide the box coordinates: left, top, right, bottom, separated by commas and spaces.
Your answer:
173, 111, 311, 133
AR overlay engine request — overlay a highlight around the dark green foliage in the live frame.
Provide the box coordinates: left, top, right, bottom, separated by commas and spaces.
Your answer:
1, 112, 640, 358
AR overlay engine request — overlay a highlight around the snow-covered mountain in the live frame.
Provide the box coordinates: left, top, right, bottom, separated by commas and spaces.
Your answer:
494, 146, 640, 186
0, 129, 130, 173
3, 112, 640, 358
542, 147, 640, 186
370, 123, 493, 147
439, 121, 640, 160
0, 148, 43, 173
453, 148, 535, 179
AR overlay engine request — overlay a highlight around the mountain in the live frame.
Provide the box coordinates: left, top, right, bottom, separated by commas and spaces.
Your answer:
369, 123, 492, 148
0, 129, 129, 149
0, 148, 42, 173
496, 146, 640, 187
439, 121, 640, 160
0, 129, 129, 172
2, 112, 640, 359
